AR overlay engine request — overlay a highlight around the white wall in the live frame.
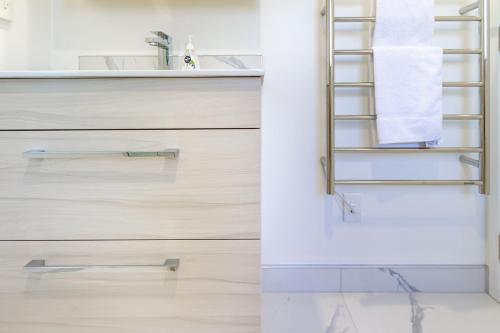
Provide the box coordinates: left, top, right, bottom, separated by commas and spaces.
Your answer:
52, 0, 259, 51
0, 23, 5, 68
487, 0, 500, 301
261, 0, 486, 266
0, 0, 260, 70
50, 0, 260, 69
0, 0, 52, 70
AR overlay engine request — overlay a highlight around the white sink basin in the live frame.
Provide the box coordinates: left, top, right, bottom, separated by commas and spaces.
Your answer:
0, 55, 264, 78
79, 55, 263, 71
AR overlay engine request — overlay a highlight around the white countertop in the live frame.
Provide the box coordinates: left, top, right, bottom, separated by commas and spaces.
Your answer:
0, 69, 265, 79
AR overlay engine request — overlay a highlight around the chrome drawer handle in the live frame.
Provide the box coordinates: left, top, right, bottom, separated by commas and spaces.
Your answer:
23, 149, 179, 159
23, 259, 180, 273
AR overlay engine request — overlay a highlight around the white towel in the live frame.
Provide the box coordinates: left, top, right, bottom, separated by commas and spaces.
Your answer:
373, 0, 443, 145
374, 47, 443, 144
374, 0, 435, 47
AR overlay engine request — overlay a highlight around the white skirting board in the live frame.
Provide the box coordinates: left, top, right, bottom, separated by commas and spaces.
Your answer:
262, 265, 487, 293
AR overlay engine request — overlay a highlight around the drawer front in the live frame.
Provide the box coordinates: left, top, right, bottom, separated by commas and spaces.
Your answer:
0, 240, 260, 333
0, 78, 261, 130
0, 130, 260, 240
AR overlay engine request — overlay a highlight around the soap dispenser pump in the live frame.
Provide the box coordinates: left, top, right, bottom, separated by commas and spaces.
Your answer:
183, 35, 200, 70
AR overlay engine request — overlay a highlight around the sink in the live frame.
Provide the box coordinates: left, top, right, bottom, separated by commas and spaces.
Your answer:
79, 55, 263, 71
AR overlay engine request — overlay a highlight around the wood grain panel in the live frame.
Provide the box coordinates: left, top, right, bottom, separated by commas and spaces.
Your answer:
0, 130, 260, 240
0, 78, 261, 130
0, 240, 260, 333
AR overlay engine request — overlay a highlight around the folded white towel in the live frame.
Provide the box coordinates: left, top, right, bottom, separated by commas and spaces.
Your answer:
373, 0, 443, 145
374, 47, 443, 144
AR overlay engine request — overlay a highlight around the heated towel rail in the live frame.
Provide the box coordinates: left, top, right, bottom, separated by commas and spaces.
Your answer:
321, 0, 490, 195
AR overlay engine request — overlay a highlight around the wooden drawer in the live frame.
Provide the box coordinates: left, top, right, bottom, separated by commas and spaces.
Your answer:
0, 130, 260, 240
0, 78, 261, 130
0, 240, 260, 333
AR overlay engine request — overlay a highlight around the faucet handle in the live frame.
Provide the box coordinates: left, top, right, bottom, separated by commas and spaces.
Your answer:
151, 31, 172, 43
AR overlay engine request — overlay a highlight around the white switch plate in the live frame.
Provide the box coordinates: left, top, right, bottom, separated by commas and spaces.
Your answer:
342, 193, 362, 223
0, 0, 12, 22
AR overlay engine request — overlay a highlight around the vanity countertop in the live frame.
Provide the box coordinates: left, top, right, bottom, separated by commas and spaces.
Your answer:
0, 69, 265, 79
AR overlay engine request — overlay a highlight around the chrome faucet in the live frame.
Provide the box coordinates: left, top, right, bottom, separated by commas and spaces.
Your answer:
145, 31, 173, 70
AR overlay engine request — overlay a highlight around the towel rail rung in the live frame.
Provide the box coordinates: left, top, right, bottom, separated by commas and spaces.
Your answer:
335, 148, 483, 154
335, 180, 483, 186
334, 82, 483, 88
335, 114, 483, 121
334, 49, 482, 55
334, 16, 481, 23
336, 114, 483, 121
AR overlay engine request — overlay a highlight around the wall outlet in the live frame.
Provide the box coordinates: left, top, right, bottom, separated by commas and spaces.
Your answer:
0, 0, 12, 22
341, 193, 362, 223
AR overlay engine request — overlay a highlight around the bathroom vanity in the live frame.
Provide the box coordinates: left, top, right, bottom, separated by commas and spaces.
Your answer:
0, 70, 263, 333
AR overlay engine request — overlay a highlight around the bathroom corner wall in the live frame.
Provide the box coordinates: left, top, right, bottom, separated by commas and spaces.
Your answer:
0, 0, 52, 70
0, 24, 5, 68
487, 0, 500, 302
261, 0, 486, 271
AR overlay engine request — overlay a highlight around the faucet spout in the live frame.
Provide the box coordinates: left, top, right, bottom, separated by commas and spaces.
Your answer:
145, 31, 173, 70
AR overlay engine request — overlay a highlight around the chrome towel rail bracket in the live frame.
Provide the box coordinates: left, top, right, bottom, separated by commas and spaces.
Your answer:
460, 155, 481, 168
459, 1, 480, 15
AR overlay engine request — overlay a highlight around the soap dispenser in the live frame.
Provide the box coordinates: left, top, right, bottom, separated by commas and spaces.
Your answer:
182, 35, 200, 70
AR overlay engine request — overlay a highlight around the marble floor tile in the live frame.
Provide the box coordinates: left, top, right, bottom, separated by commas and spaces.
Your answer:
262, 293, 500, 333
262, 293, 353, 333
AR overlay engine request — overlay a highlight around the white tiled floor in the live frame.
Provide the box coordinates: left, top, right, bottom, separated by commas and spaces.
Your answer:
262, 293, 500, 333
